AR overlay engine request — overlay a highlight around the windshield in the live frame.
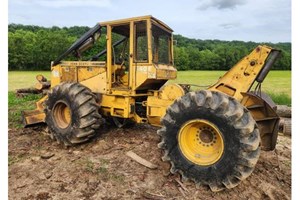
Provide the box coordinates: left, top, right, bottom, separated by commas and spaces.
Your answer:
152, 24, 172, 65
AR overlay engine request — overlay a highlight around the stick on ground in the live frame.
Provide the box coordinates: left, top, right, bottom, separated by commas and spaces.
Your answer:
126, 150, 158, 169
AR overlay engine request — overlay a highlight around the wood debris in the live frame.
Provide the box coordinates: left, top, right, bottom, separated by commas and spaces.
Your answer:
126, 150, 158, 169
15, 74, 50, 97
178, 187, 187, 199
279, 117, 291, 136
175, 178, 189, 192
276, 105, 291, 118
141, 191, 165, 200
40, 153, 55, 159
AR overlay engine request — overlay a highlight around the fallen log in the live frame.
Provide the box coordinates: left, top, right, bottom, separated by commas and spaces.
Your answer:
36, 74, 47, 82
279, 118, 291, 136
16, 88, 41, 94
35, 81, 51, 90
16, 93, 31, 98
276, 105, 291, 118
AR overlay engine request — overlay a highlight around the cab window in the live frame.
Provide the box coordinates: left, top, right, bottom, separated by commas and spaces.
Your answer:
152, 24, 171, 65
134, 21, 148, 62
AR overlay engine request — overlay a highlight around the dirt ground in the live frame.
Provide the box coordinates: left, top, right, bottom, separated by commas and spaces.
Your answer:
8, 124, 291, 200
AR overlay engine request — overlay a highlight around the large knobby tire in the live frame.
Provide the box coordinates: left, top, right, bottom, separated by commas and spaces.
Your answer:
45, 82, 102, 146
158, 90, 260, 192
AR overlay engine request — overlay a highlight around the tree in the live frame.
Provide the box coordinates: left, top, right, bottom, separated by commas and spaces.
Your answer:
34, 30, 76, 70
174, 47, 189, 70
199, 49, 223, 70
8, 30, 37, 70
186, 46, 202, 70
8, 24, 291, 71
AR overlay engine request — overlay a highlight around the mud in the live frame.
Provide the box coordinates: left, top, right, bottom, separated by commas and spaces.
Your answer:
8, 124, 291, 199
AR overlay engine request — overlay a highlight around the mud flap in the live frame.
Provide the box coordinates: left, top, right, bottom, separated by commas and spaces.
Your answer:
241, 92, 280, 151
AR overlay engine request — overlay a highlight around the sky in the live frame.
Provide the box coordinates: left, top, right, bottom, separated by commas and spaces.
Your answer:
8, 0, 291, 43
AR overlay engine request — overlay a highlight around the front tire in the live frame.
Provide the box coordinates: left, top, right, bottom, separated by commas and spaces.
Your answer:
45, 82, 102, 146
158, 90, 260, 191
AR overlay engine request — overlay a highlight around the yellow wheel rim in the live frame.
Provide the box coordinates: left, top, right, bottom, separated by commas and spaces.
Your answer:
53, 101, 71, 129
178, 119, 224, 166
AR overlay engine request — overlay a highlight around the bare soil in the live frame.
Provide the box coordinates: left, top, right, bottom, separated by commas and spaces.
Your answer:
8, 124, 291, 200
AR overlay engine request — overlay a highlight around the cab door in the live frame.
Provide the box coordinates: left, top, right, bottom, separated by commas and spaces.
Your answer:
107, 23, 131, 89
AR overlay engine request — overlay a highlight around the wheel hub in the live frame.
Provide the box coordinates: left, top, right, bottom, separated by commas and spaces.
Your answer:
53, 101, 71, 129
199, 129, 215, 144
178, 119, 224, 166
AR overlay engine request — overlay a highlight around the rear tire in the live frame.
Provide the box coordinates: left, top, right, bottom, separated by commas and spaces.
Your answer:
158, 90, 260, 191
45, 82, 102, 146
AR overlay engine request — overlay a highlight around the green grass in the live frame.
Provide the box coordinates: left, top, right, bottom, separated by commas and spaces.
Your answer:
171, 70, 291, 106
79, 158, 125, 182
261, 71, 291, 98
267, 92, 291, 106
8, 71, 51, 92
8, 71, 50, 128
172, 70, 291, 97
171, 70, 225, 89
8, 91, 42, 128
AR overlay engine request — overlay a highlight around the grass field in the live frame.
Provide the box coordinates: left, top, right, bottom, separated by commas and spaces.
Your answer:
170, 71, 291, 97
8, 92, 42, 128
8, 71, 51, 92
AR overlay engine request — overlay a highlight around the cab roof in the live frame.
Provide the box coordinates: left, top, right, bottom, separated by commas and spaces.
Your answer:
99, 15, 173, 32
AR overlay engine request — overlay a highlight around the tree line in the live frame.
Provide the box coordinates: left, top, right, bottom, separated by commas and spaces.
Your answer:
8, 24, 291, 71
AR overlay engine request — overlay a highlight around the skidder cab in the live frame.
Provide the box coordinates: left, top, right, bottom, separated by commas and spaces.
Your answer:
22, 15, 281, 191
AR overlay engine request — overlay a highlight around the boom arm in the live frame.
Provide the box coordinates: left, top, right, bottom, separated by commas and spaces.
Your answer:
208, 45, 281, 100
52, 24, 101, 66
